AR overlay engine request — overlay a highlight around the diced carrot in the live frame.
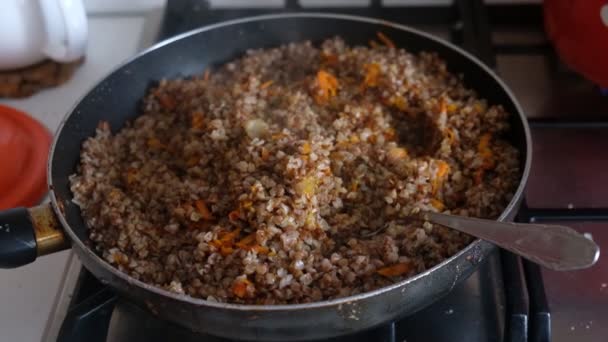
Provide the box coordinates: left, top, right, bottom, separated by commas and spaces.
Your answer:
271, 132, 287, 140
228, 210, 241, 222
220, 228, 241, 243
437, 99, 448, 115
377, 262, 411, 277
437, 160, 450, 179
391, 96, 408, 111
320, 52, 339, 66
191, 111, 204, 130
232, 277, 252, 298
384, 127, 396, 141
240, 200, 253, 212
387, 147, 409, 163
195, 199, 214, 220
477, 133, 495, 169
251, 245, 269, 254
260, 80, 273, 89
147, 138, 164, 149
314, 70, 339, 104
446, 103, 458, 113
220, 246, 234, 256
157, 93, 176, 110
235, 233, 256, 249
376, 32, 396, 49
301, 141, 312, 155
260, 147, 270, 161
432, 160, 451, 195
362, 63, 381, 88
430, 199, 445, 211
478, 133, 491, 153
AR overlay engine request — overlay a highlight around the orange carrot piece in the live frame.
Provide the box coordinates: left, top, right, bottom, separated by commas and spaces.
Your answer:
432, 160, 451, 195
191, 111, 204, 129
228, 210, 241, 222
235, 233, 256, 249
478, 133, 495, 169
314, 70, 339, 104
362, 63, 381, 88
251, 245, 269, 254
195, 199, 214, 220
157, 93, 176, 110
260, 80, 273, 89
232, 278, 252, 298
220, 246, 234, 256
377, 262, 411, 277
430, 199, 445, 211
301, 141, 312, 155
376, 32, 396, 49
147, 138, 164, 149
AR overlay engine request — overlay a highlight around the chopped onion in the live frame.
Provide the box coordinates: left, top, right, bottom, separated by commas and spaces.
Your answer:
244, 118, 269, 139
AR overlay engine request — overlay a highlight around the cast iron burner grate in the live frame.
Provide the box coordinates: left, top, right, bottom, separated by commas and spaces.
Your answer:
57, 1, 608, 341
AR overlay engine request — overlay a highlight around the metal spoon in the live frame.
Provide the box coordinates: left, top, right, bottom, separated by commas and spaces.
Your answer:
363, 211, 600, 271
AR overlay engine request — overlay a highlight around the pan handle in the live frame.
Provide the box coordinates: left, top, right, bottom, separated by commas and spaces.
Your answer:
0, 204, 69, 268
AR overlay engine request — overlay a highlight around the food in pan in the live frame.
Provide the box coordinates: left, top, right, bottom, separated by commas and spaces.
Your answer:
69, 35, 520, 304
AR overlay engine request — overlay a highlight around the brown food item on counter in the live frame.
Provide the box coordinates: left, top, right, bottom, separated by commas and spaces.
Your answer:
69, 37, 519, 304
0, 58, 83, 98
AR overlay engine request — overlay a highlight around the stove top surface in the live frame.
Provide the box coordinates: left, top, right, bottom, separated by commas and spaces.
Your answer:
55, 1, 608, 341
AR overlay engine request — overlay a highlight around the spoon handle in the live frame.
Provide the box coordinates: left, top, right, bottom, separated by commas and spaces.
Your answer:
426, 212, 600, 271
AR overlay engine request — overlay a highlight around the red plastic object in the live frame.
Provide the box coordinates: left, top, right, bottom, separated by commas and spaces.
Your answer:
544, 0, 608, 88
0, 105, 51, 210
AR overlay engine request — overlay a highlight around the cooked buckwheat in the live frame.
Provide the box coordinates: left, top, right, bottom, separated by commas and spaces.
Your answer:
69, 37, 520, 304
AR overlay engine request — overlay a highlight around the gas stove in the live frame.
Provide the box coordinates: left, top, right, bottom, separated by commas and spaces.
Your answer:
54, 1, 608, 341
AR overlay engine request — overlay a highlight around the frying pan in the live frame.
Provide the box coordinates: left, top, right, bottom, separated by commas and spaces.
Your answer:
0, 13, 532, 341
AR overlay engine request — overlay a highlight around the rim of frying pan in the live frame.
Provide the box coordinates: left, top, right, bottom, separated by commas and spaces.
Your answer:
48, 12, 532, 312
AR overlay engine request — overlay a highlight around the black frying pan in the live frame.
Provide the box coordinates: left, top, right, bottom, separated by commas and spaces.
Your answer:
0, 14, 532, 341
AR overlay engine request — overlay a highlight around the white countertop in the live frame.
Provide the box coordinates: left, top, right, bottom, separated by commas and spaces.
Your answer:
0, 12, 160, 342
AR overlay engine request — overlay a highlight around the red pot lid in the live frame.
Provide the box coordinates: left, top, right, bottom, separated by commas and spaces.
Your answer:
0, 105, 51, 210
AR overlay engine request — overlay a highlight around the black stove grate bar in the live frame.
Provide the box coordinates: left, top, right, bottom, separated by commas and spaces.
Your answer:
486, 4, 544, 27
525, 208, 608, 223
529, 121, 608, 128
500, 250, 529, 342
493, 44, 553, 56
56, 287, 116, 342
522, 261, 552, 342
454, 0, 495, 67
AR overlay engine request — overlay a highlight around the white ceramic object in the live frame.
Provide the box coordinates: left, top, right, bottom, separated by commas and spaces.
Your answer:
0, 0, 87, 70
601, 3, 608, 27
